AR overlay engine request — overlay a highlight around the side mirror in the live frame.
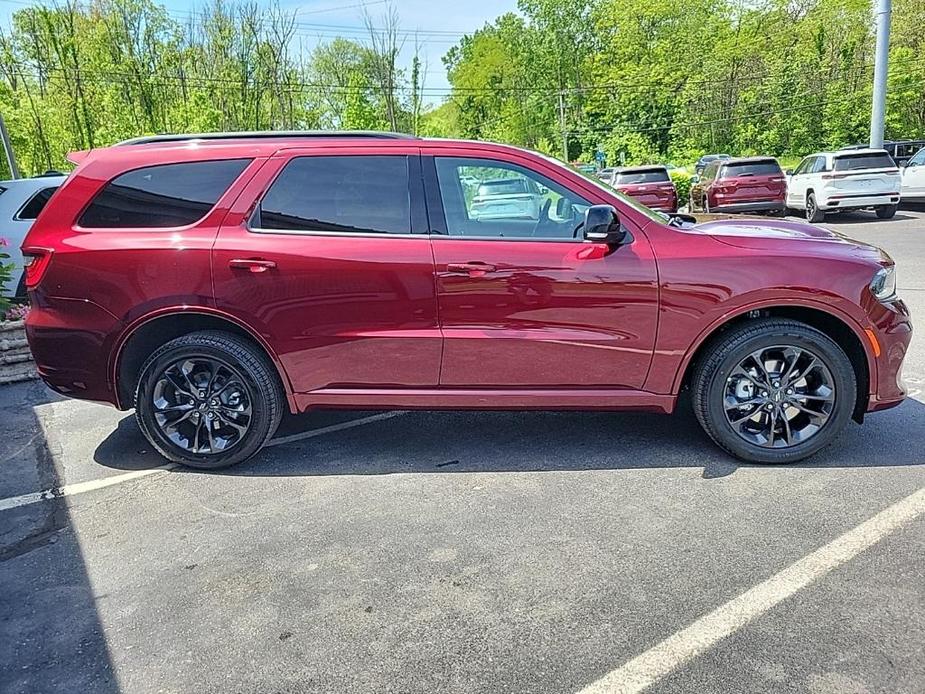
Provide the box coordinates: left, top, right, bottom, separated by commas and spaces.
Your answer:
583, 205, 626, 245
555, 197, 572, 218
690, 175, 700, 184
785, 169, 794, 176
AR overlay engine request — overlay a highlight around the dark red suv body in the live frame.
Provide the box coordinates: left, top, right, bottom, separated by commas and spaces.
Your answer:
690, 157, 787, 214
22, 133, 911, 469
607, 165, 678, 212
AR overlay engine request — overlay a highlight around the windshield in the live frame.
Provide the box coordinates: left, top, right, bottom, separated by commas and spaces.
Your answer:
721, 161, 781, 177
833, 152, 895, 171
616, 170, 670, 184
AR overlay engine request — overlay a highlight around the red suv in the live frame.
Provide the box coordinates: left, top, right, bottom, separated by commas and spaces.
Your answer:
606, 165, 678, 213
690, 156, 787, 214
22, 132, 911, 469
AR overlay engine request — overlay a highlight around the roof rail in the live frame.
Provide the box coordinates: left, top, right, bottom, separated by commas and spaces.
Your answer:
115, 131, 418, 146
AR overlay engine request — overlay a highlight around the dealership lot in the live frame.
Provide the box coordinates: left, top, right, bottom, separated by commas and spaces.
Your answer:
2, 209, 924, 693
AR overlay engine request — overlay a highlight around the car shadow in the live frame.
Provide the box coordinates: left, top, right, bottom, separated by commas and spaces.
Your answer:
0, 380, 120, 694
93, 396, 925, 481
820, 211, 917, 224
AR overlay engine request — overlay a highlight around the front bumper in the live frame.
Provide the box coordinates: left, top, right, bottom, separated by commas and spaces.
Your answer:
866, 297, 912, 412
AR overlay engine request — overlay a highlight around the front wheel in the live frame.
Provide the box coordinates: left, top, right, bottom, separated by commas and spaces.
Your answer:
875, 204, 897, 219
135, 331, 284, 469
691, 319, 856, 464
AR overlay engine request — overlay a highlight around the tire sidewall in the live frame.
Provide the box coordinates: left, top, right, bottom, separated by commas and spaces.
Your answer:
136, 342, 274, 469
704, 330, 856, 463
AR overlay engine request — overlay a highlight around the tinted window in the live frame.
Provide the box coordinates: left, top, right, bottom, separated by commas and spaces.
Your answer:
720, 161, 781, 177
258, 156, 410, 234
833, 153, 895, 171
616, 169, 670, 184
80, 159, 250, 228
434, 157, 591, 239
703, 162, 720, 180
16, 186, 59, 220
908, 147, 925, 167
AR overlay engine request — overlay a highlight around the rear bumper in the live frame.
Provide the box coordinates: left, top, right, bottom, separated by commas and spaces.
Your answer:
26, 295, 120, 406
712, 200, 786, 213
866, 298, 912, 413
820, 193, 899, 210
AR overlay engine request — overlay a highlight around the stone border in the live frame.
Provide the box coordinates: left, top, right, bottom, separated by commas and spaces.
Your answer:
0, 320, 37, 384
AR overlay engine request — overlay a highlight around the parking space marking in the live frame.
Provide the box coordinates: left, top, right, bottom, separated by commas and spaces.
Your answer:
0, 411, 406, 512
577, 486, 925, 694
267, 410, 407, 447
0, 464, 178, 512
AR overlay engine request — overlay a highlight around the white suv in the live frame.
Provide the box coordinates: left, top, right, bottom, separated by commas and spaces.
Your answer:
900, 146, 925, 202
785, 149, 901, 222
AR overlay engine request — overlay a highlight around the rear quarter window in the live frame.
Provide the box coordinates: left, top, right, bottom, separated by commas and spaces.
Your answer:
833, 153, 895, 171
78, 159, 251, 228
16, 186, 59, 220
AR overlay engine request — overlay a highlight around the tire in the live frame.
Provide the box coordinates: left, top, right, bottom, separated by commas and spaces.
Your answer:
875, 204, 897, 219
135, 330, 284, 469
691, 318, 856, 464
806, 193, 825, 222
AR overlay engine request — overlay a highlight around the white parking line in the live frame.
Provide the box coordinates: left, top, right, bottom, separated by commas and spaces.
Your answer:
0, 411, 407, 512
577, 486, 925, 694
0, 465, 177, 512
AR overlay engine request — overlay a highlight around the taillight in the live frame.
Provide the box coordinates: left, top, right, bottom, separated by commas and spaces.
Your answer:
22, 248, 54, 288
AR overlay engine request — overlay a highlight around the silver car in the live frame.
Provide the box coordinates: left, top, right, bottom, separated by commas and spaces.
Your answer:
0, 173, 66, 297
470, 178, 543, 220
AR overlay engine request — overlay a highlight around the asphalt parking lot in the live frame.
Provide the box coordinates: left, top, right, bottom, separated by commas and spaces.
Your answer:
2, 207, 923, 694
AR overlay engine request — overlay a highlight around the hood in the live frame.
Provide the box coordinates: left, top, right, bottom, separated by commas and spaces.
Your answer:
682, 213, 885, 259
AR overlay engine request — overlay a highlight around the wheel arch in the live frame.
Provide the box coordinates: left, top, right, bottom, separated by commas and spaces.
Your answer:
677, 302, 873, 422
111, 308, 295, 412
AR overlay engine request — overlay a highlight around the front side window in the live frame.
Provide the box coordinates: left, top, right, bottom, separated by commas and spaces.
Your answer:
793, 157, 813, 175
703, 162, 720, 181
16, 186, 59, 220
79, 159, 251, 228
434, 157, 591, 240
256, 156, 410, 235
907, 147, 925, 167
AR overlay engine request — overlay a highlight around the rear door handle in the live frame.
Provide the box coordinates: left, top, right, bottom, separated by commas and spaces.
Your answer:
446, 262, 496, 277
229, 258, 277, 273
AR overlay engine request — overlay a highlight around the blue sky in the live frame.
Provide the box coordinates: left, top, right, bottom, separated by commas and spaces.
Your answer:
0, 0, 518, 105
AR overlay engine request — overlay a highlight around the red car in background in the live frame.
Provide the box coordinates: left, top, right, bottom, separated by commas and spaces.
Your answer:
690, 156, 787, 215
606, 165, 678, 212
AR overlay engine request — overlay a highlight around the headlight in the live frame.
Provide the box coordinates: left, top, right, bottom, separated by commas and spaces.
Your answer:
870, 266, 897, 301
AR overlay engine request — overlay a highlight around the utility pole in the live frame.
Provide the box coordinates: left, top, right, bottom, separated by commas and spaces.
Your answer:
558, 90, 568, 162
0, 112, 20, 180
869, 0, 891, 149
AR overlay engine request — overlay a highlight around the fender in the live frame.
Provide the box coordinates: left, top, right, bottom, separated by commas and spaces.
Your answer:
109, 306, 297, 412
669, 296, 877, 395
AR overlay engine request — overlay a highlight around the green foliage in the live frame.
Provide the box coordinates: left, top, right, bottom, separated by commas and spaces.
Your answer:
669, 170, 693, 208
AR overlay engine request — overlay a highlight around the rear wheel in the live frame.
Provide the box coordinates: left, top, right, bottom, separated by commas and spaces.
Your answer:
805, 193, 825, 222
691, 319, 856, 464
875, 204, 898, 219
135, 331, 284, 469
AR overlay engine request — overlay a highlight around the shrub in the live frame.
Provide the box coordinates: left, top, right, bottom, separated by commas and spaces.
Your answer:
670, 170, 694, 209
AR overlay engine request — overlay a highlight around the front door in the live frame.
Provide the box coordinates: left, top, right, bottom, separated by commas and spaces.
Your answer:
902, 148, 925, 199
213, 150, 441, 393
786, 156, 815, 207
424, 153, 659, 389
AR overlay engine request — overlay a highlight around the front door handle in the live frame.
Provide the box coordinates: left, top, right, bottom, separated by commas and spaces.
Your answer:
446, 262, 496, 277
229, 258, 277, 273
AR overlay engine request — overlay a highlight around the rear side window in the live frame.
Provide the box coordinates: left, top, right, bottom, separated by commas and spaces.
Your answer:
616, 169, 670, 184
256, 156, 410, 234
16, 186, 59, 220
79, 159, 251, 228
833, 153, 895, 171
720, 161, 781, 177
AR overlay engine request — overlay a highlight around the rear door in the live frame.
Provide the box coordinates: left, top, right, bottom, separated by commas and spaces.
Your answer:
718, 160, 785, 203
212, 148, 441, 393
828, 152, 900, 198
424, 149, 659, 389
